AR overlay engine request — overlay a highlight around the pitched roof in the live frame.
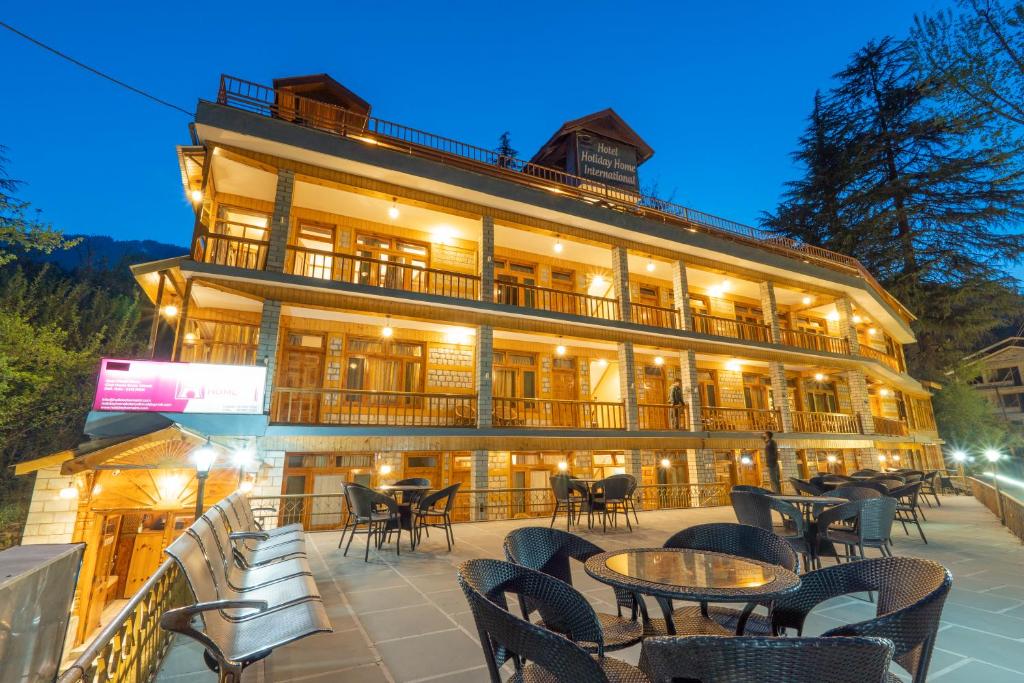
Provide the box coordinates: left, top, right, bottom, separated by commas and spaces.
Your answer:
530, 108, 654, 166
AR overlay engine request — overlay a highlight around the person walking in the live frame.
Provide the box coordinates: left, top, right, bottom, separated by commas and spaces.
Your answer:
669, 378, 685, 429
763, 431, 781, 493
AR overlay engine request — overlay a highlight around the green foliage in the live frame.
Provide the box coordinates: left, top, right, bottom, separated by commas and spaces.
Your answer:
933, 364, 1019, 451
0, 146, 77, 265
764, 37, 1024, 380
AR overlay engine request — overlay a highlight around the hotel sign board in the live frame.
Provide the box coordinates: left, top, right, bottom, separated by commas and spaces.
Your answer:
93, 359, 267, 414
575, 133, 639, 190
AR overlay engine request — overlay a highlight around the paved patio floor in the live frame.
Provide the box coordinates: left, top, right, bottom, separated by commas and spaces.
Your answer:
156, 494, 1024, 682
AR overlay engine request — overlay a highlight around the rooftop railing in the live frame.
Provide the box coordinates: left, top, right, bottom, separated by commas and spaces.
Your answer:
213, 75, 911, 322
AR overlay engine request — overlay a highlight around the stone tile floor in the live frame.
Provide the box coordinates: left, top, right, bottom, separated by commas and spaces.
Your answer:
156, 494, 1024, 682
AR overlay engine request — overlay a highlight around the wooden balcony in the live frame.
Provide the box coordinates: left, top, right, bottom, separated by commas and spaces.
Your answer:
492, 398, 625, 429
494, 281, 619, 321
873, 415, 909, 437
692, 313, 771, 343
700, 406, 781, 431
286, 246, 480, 300
631, 302, 680, 329
638, 403, 689, 430
271, 388, 476, 426
859, 345, 901, 372
780, 328, 850, 355
791, 410, 862, 434
193, 230, 268, 270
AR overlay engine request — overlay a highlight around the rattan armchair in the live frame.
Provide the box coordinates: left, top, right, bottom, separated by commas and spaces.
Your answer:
888, 482, 928, 543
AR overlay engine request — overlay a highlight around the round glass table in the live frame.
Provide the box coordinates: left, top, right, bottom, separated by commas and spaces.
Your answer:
584, 548, 800, 635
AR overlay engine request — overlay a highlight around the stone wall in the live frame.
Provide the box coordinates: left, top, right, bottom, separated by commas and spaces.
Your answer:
21, 467, 77, 545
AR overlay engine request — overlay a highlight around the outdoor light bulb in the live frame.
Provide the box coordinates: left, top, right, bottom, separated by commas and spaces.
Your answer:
985, 449, 1002, 463
725, 359, 742, 372
892, 454, 901, 462
827, 311, 840, 322
597, 358, 608, 368
879, 388, 891, 397
59, 485, 79, 500
826, 455, 838, 464
646, 259, 656, 272
388, 198, 400, 220
952, 450, 967, 463
555, 344, 567, 356
233, 448, 255, 469
801, 296, 812, 305
161, 304, 179, 318
654, 356, 665, 366
660, 458, 672, 469
853, 315, 863, 324
721, 280, 732, 292
868, 327, 878, 336
91, 484, 102, 496
557, 461, 568, 472
192, 446, 217, 473
814, 372, 825, 382
740, 455, 753, 466
708, 285, 722, 297
381, 324, 394, 338
592, 275, 606, 288
380, 464, 393, 475
553, 237, 564, 254
878, 454, 888, 462
190, 189, 203, 203
238, 481, 254, 494
183, 332, 197, 345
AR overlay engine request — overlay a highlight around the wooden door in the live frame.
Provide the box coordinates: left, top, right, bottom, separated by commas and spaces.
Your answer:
549, 268, 578, 315
124, 531, 164, 597
552, 362, 578, 427
640, 366, 667, 428
84, 514, 122, 637
277, 332, 324, 422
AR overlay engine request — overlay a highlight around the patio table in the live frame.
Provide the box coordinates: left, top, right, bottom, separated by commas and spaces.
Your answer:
584, 548, 800, 635
377, 485, 431, 547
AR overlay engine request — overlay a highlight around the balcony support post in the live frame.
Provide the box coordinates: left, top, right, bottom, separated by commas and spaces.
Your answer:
767, 361, 793, 433
475, 325, 493, 428
845, 369, 875, 434
758, 282, 783, 344
835, 297, 861, 354
171, 279, 194, 362
266, 169, 295, 273
625, 449, 642, 479
611, 246, 632, 323
617, 341, 640, 431
470, 450, 489, 521
148, 270, 167, 358
479, 215, 494, 302
671, 260, 694, 331
257, 301, 283, 414
678, 349, 702, 431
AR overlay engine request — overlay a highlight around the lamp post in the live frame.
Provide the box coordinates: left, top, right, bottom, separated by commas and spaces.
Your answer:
951, 450, 967, 492
192, 442, 217, 519
984, 449, 1005, 525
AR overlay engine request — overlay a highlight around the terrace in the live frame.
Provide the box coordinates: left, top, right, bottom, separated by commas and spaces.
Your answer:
64, 480, 1024, 683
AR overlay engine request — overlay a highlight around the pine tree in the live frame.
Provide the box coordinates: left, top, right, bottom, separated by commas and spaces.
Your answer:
765, 37, 1024, 379
496, 131, 517, 169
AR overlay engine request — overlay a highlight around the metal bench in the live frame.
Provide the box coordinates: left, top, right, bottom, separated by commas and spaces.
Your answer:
226, 492, 303, 537
206, 502, 306, 568
214, 497, 305, 556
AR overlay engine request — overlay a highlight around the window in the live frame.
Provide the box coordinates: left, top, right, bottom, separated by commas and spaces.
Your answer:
743, 374, 774, 411
292, 222, 335, 280
734, 304, 764, 327
495, 259, 538, 307
791, 314, 827, 336
494, 350, 537, 398
353, 233, 429, 289
637, 284, 660, 306
210, 206, 270, 268
1001, 393, 1021, 410
986, 367, 1023, 385
344, 336, 424, 397
216, 206, 269, 241
690, 294, 710, 318
805, 381, 839, 413
698, 370, 717, 407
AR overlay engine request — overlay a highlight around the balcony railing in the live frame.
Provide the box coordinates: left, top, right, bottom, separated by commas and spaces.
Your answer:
271, 388, 476, 426
179, 339, 259, 365
638, 403, 689, 430
791, 410, 862, 434
286, 246, 479, 299
692, 313, 772, 343
56, 559, 188, 683
492, 397, 626, 429
780, 328, 850, 355
631, 302, 680, 329
873, 415, 909, 437
494, 281, 619, 320
193, 230, 269, 270
700, 406, 781, 431
859, 344, 902, 372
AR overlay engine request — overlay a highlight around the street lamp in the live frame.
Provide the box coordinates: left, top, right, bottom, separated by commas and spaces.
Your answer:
951, 450, 968, 491
984, 448, 1005, 525
826, 454, 838, 474
192, 441, 217, 518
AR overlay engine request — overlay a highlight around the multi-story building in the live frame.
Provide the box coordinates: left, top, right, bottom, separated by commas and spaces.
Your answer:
16, 73, 945, 642
966, 337, 1024, 428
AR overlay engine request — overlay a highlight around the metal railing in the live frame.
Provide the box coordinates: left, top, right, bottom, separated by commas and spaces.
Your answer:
971, 477, 1024, 543
215, 75, 913, 322
494, 280, 619, 320
700, 406, 781, 431
780, 328, 850, 355
271, 388, 477, 426
193, 230, 269, 270
286, 246, 480, 300
56, 559, 189, 683
872, 415, 909, 437
790, 410, 862, 434
859, 344, 902, 372
638, 403, 688, 430
492, 397, 626, 429
630, 302, 680, 329
691, 313, 772, 343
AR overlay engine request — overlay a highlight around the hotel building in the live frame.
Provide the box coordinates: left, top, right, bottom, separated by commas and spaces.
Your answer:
16, 73, 944, 643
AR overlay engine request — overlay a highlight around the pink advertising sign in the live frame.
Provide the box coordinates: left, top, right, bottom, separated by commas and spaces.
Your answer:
93, 359, 267, 414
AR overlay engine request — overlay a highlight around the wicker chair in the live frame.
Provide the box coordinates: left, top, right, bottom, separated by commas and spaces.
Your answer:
790, 478, 824, 496
640, 635, 894, 683
549, 474, 582, 530
393, 477, 430, 506
836, 480, 889, 495
657, 523, 798, 636
503, 527, 643, 652
457, 559, 648, 682
920, 470, 943, 507
827, 485, 883, 501
732, 484, 774, 495
816, 497, 898, 562
771, 556, 952, 683
609, 473, 641, 525
852, 469, 879, 477
888, 482, 927, 543
590, 476, 633, 532
343, 484, 402, 561
413, 483, 460, 550
730, 491, 813, 570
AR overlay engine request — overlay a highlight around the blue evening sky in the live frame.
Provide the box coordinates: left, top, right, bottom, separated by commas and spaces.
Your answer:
2, 1, 946, 249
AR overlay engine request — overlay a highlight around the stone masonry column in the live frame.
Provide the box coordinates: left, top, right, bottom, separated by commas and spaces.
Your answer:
20, 467, 77, 545
611, 246, 632, 323
768, 361, 794, 433
759, 281, 783, 344
671, 260, 695, 331
835, 297, 861, 354
266, 169, 295, 273
475, 325, 494, 428
678, 349, 702, 431
846, 369, 875, 434
470, 450, 489, 521
250, 449, 285, 529
625, 449, 643, 479
257, 301, 283, 414
778, 447, 800, 493
479, 215, 494, 303
617, 341, 640, 431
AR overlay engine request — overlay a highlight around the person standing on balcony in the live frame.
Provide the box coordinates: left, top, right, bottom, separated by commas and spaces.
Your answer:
669, 379, 685, 429
763, 431, 781, 493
